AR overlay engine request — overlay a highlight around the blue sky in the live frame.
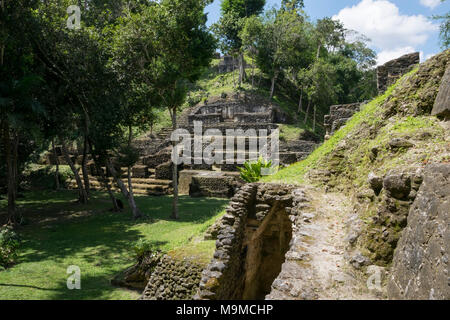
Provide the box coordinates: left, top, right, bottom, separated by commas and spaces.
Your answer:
205, 0, 449, 65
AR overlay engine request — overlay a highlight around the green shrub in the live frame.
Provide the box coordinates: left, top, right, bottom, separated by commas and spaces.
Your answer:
239, 157, 275, 183
132, 239, 160, 259
21, 165, 74, 190
186, 91, 206, 107
0, 226, 21, 268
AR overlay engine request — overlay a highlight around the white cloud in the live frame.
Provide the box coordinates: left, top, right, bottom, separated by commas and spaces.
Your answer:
333, 0, 438, 65
420, 0, 441, 9
376, 47, 416, 65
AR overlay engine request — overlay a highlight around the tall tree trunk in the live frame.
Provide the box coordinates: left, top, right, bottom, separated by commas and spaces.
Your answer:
297, 88, 303, 114
313, 105, 317, 132
232, 60, 236, 88
1, 0, 14, 226
61, 140, 88, 204
3, 122, 17, 226
97, 161, 119, 212
316, 42, 321, 60
81, 135, 90, 196
127, 166, 140, 218
251, 60, 255, 90
270, 71, 278, 99
51, 138, 60, 190
238, 53, 244, 87
304, 99, 311, 124
12, 131, 18, 197
12, 132, 21, 223
88, 139, 119, 212
106, 158, 142, 219
126, 125, 140, 220
170, 107, 179, 220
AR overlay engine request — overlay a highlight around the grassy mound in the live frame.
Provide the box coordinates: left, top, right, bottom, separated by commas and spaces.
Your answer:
264, 50, 449, 186
263, 49, 449, 265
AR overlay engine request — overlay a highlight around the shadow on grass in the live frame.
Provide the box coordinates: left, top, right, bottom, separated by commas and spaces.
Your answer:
0, 190, 228, 300
134, 195, 228, 224
0, 283, 59, 291
45, 272, 141, 300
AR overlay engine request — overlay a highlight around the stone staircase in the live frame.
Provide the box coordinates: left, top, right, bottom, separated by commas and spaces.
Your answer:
47, 95, 320, 199
68, 167, 173, 196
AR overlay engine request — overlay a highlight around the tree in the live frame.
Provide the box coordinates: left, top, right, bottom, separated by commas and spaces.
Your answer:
111, 0, 215, 220
0, 0, 48, 226
303, 59, 337, 128
30, 0, 141, 212
242, 7, 307, 99
214, 0, 266, 86
315, 17, 345, 59
433, 0, 449, 49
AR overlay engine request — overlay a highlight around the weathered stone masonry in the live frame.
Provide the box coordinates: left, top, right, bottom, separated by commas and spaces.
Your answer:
195, 183, 311, 300
324, 102, 364, 138
388, 164, 450, 300
377, 52, 420, 94
140, 254, 203, 300
323, 52, 420, 140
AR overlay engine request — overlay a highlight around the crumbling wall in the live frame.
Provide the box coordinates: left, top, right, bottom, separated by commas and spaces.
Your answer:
431, 66, 450, 119
218, 55, 238, 73
324, 103, 363, 138
356, 168, 425, 265
188, 101, 274, 125
377, 52, 420, 94
387, 164, 450, 300
195, 183, 309, 300
187, 171, 243, 198
140, 255, 203, 300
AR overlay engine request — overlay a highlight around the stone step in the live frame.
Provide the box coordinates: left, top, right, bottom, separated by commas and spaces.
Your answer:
70, 184, 171, 197
76, 175, 171, 186
68, 176, 173, 196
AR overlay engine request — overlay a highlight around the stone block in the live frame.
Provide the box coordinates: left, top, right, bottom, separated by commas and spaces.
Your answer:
431, 66, 450, 119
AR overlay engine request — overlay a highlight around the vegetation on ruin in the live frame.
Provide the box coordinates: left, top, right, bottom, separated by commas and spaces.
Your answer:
264, 49, 449, 265
239, 157, 274, 183
263, 65, 425, 185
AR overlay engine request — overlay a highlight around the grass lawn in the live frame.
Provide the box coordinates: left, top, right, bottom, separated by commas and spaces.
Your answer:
0, 190, 227, 300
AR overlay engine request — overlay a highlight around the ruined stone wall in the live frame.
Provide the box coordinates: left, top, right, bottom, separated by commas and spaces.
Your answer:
188, 101, 274, 126
140, 255, 203, 300
431, 66, 450, 119
218, 55, 238, 73
324, 103, 363, 138
351, 168, 425, 265
189, 172, 243, 198
377, 52, 420, 94
195, 183, 309, 300
387, 164, 449, 300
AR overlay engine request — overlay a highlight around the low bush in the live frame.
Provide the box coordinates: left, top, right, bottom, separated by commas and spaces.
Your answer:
239, 157, 275, 183
132, 239, 161, 259
0, 226, 21, 268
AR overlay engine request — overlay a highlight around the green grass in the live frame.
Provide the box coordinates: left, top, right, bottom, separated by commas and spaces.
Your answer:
279, 124, 306, 141
0, 190, 227, 300
22, 164, 74, 190
262, 68, 417, 185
